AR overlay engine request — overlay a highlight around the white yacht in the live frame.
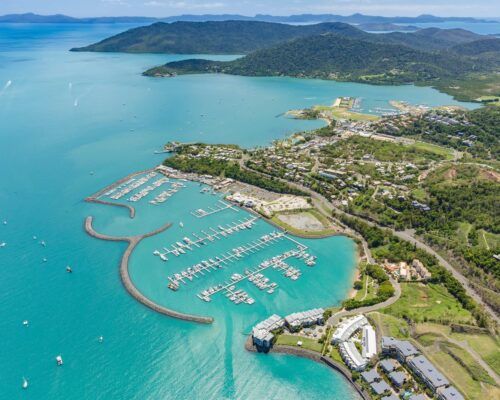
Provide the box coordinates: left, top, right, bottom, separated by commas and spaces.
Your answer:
22, 377, 28, 389
56, 355, 63, 366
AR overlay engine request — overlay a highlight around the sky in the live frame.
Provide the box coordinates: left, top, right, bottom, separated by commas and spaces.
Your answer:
0, 0, 498, 18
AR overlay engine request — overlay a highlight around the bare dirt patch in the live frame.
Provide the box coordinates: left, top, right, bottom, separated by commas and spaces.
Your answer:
276, 212, 326, 232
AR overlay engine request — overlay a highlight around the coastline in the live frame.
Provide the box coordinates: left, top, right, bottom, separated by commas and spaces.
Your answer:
84, 216, 214, 324
245, 336, 370, 400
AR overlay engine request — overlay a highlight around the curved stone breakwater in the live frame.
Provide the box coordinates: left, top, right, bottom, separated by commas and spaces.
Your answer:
85, 168, 156, 219
84, 216, 214, 324
245, 336, 369, 400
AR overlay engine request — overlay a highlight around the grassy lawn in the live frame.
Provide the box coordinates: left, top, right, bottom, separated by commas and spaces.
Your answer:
275, 334, 323, 353
411, 188, 428, 202
478, 230, 500, 250
381, 283, 474, 325
412, 141, 455, 160
429, 349, 499, 400
368, 312, 410, 338
456, 222, 472, 244
354, 275, 378, 301
414, 322, 500, 376
329, 346, 344, 364
271, 209, 338, 237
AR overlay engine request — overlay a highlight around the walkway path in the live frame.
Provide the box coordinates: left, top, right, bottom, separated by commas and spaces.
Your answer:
327, 277, 402, 326
84, 216, 214, 324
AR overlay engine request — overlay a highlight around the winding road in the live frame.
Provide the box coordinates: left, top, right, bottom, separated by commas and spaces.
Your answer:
239, 158, 499, 324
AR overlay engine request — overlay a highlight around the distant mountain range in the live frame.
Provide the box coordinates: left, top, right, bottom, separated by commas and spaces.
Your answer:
0, 12, 496, 25
71, 21, 490, 54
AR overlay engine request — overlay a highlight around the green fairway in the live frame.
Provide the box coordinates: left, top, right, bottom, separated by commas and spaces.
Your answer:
381, 283, 474, 324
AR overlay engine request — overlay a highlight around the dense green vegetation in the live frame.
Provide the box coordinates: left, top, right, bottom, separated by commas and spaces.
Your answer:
147, 32, 493, 86
72, 21, 369, 54
383, 106, 500, 159
343, 263, 395, 310
163, 153, 306, 196
321, 135, 447, 163
338, 214, 491, 328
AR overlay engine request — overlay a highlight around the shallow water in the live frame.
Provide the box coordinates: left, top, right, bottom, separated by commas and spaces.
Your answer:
0, 23, 478, 399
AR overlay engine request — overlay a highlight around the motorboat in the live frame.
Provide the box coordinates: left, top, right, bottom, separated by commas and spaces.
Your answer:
56, 355, 63, 366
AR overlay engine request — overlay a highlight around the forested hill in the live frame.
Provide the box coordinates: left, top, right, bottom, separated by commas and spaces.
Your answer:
143, 33, 493, 85
71, 20, 486, 54
71, 21, 369, 54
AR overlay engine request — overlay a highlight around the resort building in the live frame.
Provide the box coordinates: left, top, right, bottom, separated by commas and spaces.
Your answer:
412, 259, 431, 280
381, 395, 399, 400
361, 324, 377, 359
284, 308, 324, 332
380, 358, 397, 373
331, 315, 368, 343
381, 336, 420, 362
332, 314, 378, 371
252, 328, 274, 350
254, 314, 284, 332
251, 314, 285, 351
408, 355, 449, 392
388, 371, 406, 387
361, 368, 381, 383
370, 380, 392, 396
437, 386, 464, 400
339, 340, 368, 371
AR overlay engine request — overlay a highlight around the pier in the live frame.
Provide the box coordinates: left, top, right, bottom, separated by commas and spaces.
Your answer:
84, 216, 214, 324
196, 246, 314, 303
190, 200, 239, 218
85, 167, 156, 219
153, 216, 258, 261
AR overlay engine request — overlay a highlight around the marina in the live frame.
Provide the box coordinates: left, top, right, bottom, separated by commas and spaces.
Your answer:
108, 171, 158, 200
196, 246, 317, 303
153, 216, 258, 261
190, 200, 239, 218
167, 230, 291, 289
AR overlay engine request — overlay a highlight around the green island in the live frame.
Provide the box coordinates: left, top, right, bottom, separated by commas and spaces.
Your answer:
73, 20, 500, 102
163, 101, 499, 400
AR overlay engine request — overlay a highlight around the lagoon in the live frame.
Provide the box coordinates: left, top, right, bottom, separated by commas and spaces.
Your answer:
0, 23, 478, 399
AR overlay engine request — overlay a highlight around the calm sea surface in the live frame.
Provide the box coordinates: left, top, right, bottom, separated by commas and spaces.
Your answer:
0, 23, 478, 399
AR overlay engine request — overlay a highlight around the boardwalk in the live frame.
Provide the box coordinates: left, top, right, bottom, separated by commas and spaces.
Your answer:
84, 216, 214, 324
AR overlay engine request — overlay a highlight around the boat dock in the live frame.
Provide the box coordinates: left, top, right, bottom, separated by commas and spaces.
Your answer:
196, 246, 315, 303
167, 231, 291, 288
190, 200, 239, 218
153, 216, 258, 261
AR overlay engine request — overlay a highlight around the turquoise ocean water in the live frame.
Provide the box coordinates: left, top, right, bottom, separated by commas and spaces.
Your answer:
0, 23, 478, 399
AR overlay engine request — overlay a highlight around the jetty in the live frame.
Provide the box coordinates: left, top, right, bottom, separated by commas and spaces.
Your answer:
191, 200, 239, 218
85, 168, 156, 219
84, 216, 213, 324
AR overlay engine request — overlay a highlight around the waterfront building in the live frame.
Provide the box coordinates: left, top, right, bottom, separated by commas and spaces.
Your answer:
437, 386, 464, 400
361, 368, 381, 383
331, 315, 368, 344
339, 340, 367, 371
251, 314, 285, 351
254, 314, 284, 332
252, 329, 274, 350
380, 359, 397, 373
370, 380, 391, 395
388, 371, 406, 387
381, 336, 419, 362
381, 395, 399, 400
408, 355, 449, 392
284, 308, 324, 332
361, 324, 377, 359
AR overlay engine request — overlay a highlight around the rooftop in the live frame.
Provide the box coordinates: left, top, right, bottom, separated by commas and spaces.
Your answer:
361, 368, 380, 383
380, 359, 397, 373
370, 380, 391, 395
409, 355, 449, 388
438, 386, 464, 400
